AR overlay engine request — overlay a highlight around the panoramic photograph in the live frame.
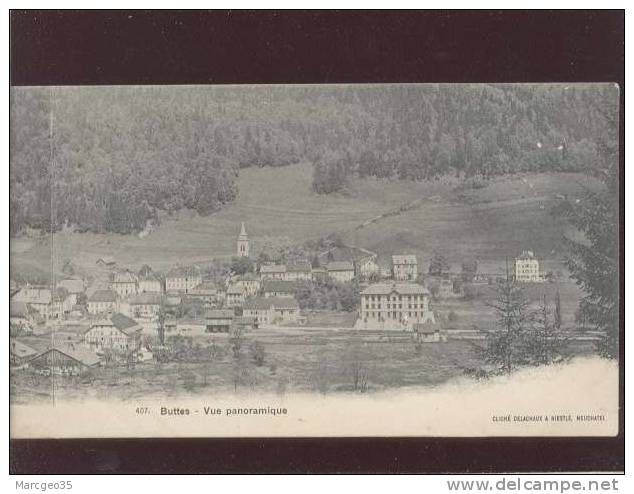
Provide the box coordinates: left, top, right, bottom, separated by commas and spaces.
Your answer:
9, 83, 619, 437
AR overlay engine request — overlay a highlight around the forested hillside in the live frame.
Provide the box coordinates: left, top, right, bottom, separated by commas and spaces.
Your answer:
10, 84, 618, 235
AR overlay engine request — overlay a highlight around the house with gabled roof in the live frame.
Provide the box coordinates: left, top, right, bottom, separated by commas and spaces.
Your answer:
285, 261, 312, 281
187, 282, 220, 306
243, 297, 275, 326
57, 278, 85, 295
262, 279, 297, 298
356, 256, 380, 280
259, 263, 287, 281
226, 284, 246, 308
165, 265, 202, 293
392, 254, 418, 281
27, 342, 100, 375
10, 300, 35, 335
235, 273, 261, 297
84, 313, 142, 353
205, 309, 235, 333
10, 338, 39, 365
87, 289, 118, 315
138, 274, 162, 294
109, 270, 138, 298
326, 261, 355, 283
127, 292, 162, 319
243, 296, 300, 326
12, 285, 53, 319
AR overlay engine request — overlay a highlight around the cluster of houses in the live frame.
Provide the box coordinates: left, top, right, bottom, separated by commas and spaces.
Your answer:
9, 221, 545, 373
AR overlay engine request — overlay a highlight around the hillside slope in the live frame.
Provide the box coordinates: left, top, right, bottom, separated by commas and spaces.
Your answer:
10, 162, 598, 279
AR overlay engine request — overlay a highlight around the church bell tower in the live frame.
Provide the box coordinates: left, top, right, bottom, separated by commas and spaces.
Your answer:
237, 222, 250, 258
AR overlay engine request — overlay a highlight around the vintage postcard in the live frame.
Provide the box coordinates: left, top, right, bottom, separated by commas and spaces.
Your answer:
9, 83, 620, 438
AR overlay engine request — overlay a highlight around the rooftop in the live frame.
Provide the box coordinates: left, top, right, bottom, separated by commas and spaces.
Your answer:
260, 264, 287, 274
326, 261, 354, 272
13, 287, 52, 305
10, 300, 29, 318
517, 250, 537, 260
243, 297, 275, 310
361, 282, 430, 296
110, 270, 137, 283
166, 266, 201, 278
90, 313, 142, 335
268, 297, 300, 309
262, 280, 297, 293
32, 344, 101, 367
189, 282, 218, 293
287, 261, 312, 273
226, 284, 244, 295
205, 309, 235, 319
88, 289, 117, 303
10, 339, 39, 358
129, 293, 162, 305
237, 273, 260, 282
392, 254, 418, 264
57, 278, 85, 294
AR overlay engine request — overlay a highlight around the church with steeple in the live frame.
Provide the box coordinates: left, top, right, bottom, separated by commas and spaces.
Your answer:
237, 222, 250, 258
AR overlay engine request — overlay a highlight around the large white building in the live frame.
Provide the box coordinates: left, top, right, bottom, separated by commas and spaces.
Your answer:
357, 282, 434, 331
514, 250, 542, 282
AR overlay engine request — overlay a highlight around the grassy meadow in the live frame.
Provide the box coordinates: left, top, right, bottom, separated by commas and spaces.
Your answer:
11, 162, 597, 281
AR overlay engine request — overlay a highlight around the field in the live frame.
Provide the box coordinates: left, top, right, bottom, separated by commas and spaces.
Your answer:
10, 326, 598, 405
434, 279, 585, 332
10, 162, 597, 280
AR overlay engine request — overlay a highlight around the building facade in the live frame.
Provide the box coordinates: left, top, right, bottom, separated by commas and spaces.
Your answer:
165, 266, 202, 293
138, 276, 162, 293
357, 282, 434, 331
356, 256, 380, 279
285, 261, 312, 281
236, 274, 261, 297
262, 280, 296, 298
259, 264, 287, 280
12, 286, 53, 319
326, 261, 355, 283
226, 284, 245, 308
87, 290, 118, 315
205, 309, 235, 333
243, 297, 299, 326
127, 292, 162, 319
110, 270, 138, 298
392, 255, 418, 281
84, 314, 142, 353
514, 250, 541, 282
243, 298, 275, 326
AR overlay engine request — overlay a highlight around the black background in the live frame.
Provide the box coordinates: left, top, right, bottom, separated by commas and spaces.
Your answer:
9, 9, 625, 474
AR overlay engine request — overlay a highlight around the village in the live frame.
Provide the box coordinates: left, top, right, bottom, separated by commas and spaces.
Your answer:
9, 219, 564, 386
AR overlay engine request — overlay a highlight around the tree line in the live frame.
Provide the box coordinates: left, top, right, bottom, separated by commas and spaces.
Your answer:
11, 84, 617, 234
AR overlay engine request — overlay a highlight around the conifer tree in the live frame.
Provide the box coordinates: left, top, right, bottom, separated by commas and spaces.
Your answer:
525, 295, 568, 366
483, 263, 530, 374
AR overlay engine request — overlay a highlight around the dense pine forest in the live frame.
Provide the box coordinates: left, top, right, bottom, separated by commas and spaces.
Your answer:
10, 84, 618, 235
